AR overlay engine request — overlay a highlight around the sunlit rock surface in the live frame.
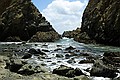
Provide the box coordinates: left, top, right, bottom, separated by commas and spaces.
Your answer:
81, 0, 120, 46
0, 0, 60, 42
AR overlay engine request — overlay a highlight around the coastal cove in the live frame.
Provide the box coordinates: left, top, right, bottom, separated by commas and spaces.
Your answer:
0, 38, 120, 80
0, 0, 120, 80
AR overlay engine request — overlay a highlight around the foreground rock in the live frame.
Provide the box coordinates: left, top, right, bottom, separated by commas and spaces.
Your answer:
53, 65, 84, 77
81, 0, 120, 46
90, 60, 118, 78
5, 59, 23, 72
18, 64, 48, 75
28, 48, 46, 55
90, 51, 120, 78
0, 55, 89, 80
0, 0, 60, 42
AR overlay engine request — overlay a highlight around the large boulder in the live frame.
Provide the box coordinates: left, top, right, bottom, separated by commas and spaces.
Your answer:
53, 65, 84, 77
90, 60, 118, 78
29, 31, 61, 42
81, 0, 120, 46
18, 64, 48, 75
0, 0, 60, 42
5, 59, 23, 72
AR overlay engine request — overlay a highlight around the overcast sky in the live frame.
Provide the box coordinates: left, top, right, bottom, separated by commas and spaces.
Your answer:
32, 0, 88, 34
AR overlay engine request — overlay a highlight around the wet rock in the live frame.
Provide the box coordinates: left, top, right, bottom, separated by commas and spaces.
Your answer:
54, 48, 62, 52
18, 64, 48, 75
65, 54, 72, 59
42, 49, 50, 52
90, 60, 118, 78
41, 63, 47, 66
51, 62, 56, 65
5, 59, 23, 72
79, 53, 91, 57
56, 54, 64, 58
28, 48, 37, 54
57, 61, 61, 63
28, 48, 46, 55
79, 59, 94, 64
85, 68, 91, 72
67, 59, 76, 64
22, 53, 32, 59
53, 65, 84, 77
65, 46, 75, 51
47, 60, 52, 62
69, 52, 78, 56
56, 45, 62, 47
74, 50, 81, 52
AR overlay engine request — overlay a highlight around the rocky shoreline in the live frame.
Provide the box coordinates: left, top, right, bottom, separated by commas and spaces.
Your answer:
0, 42, 120, 80
0, 0, 120, 79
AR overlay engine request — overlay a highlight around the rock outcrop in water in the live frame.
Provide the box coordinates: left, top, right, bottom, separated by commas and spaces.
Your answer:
0, 0, 60, 42
62, 28, 95, 44
81, 0, 120, 46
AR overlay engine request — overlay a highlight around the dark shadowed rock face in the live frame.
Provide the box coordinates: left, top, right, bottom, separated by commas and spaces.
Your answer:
81, 0, 120, 46
0, 0, 60, 42
0, 0, 12, 15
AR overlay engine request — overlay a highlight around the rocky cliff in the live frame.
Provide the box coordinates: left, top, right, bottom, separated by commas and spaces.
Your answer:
0, 0, 60, 42
81, 0, 120, 46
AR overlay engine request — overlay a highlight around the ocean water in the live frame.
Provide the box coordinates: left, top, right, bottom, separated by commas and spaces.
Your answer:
0, 37, 120, 80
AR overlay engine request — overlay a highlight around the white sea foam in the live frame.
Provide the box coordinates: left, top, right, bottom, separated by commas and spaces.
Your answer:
1, 38, 120, 79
